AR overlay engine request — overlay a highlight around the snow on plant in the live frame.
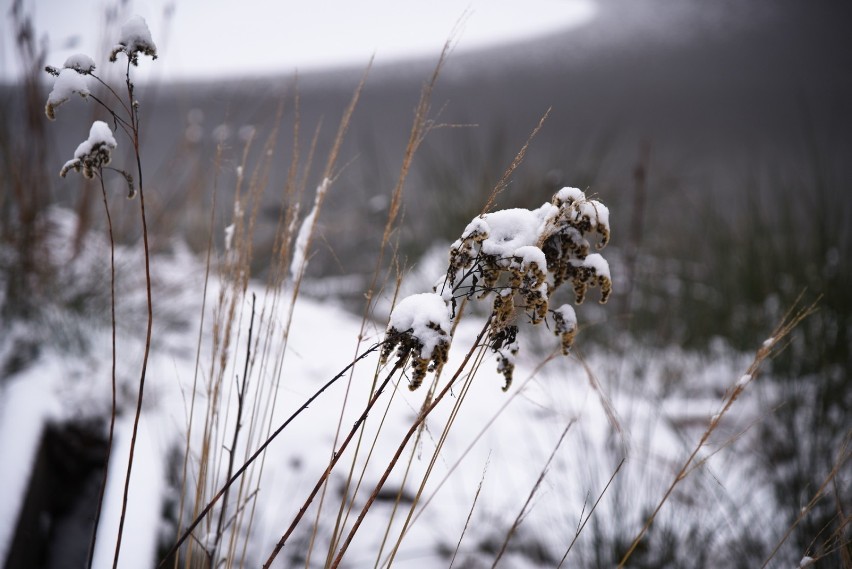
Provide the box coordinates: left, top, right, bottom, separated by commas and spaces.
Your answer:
42, 14, 158, 568
44, 67, 90, 120
381, 292, 452, 390
384, 186, 612, 391
109, 15, 158, 66
59, 120, 115, 176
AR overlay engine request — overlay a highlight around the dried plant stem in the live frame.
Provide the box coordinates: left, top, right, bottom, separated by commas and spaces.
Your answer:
261, 358, 407, 569
86, 174, 117, 569
449, 454, 490, 569
113, 61, 155, 569
491, 420, 573, 569
310, 47, 447, 566
157, 343, 384, 567
617, 298, 818, 568
327, 318, 494, 569
212, 293, 256, 558
558, 457, 625, 567
479, 108, 550, 215
382, 336, 490, 568
760, 436, 851, 568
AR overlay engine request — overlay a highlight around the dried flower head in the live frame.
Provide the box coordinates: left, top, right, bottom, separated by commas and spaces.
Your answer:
430, 186, 612, 388
60, 121, 117, 179
109, 15, 158, 65
44, 67, 90, 120
382, 293, 452, 390
63, 53, 96, 74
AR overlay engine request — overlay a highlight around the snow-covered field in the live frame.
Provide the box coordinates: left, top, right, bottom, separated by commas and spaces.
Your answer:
0, 205, 781, 568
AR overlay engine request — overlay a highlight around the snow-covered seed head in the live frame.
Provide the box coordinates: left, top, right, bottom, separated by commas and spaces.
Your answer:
382, 293, 452, 390
63, 54, 96, 74
109, 15, 158, 65
59, 121, 117, 179
45, 67, 90, 120
551, 304, 578, 355
396, 186, 612, 391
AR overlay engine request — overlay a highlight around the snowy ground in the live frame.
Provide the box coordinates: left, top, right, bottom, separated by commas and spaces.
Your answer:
0, 208, 782, 568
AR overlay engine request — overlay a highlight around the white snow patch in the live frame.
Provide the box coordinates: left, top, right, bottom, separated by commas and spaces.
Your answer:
554, 186, 586, 204
290, 177, 330, 281
389, 292, 451, 358
477, 203, 557, 258
582, 252, 611, 280
0, 371, 62, 563
115, 15, 157, 57
63, 53, 96, 73
45, 67, 90, 118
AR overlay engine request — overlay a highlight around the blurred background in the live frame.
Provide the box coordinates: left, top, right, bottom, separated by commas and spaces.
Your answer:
1, 0, 850, 567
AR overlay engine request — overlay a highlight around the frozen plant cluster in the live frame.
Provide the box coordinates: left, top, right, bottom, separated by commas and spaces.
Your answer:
44, 16, 157, 196
109, 15, 158, 65
59, 120, 117, 180
383, 186, 612, 390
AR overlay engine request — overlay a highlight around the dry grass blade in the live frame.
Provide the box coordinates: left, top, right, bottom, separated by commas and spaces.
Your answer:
327, 318, 493, 569
760, 434, 851, 568
260, 358, 407, 569
617, 297, 819, 568
479, 108, 550, 215
156, 343, 385, 567
449, 454, 491, 569
491, 420, 574, 569
557, 457, 625, 567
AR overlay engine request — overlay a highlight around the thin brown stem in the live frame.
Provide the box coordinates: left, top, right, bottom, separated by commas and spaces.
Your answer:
326, 317, 493, 569
86, 172, 117, 569
261, 358, 407, 568
157, 343, 385, 567
112, 60, 155, 569
491, 420, 573, 569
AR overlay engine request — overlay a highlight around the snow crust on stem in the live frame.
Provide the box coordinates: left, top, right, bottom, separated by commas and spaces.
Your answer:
290, 178, 330, 282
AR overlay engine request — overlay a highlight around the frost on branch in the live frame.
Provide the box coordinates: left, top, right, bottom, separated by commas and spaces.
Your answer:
44, 68, 90, 120
109, 15, 158, 65
381, 293, 452, 390
60, 121, 118, 180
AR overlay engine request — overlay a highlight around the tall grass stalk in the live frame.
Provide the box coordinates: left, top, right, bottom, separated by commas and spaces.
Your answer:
617, 297, 819, 567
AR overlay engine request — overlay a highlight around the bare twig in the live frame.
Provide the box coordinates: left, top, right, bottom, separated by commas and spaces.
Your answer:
618, 298, 818, 568
261, 358, 407, 568
449, 454, 491, 569
157, 342, 385, 567
113, 58, 155, 569
491, 420, 574, 568
326, 317, 494, 569
86, 172, 117, 569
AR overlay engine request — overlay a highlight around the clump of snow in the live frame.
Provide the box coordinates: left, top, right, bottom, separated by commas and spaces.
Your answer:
382, 292, 452, 390
736, 373, 753, 388
553, 186, 586, 205
59, 120, 117, 179
581, 252, 611, 280
388, 293, 452, 355
63, 53, 96, 74
512, 244, 547, 269
290, 178, 330, 282
110, 15, 158, 65
44, 68, 90, 120
798, 556, 816, 568
476, 204, 557, 259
